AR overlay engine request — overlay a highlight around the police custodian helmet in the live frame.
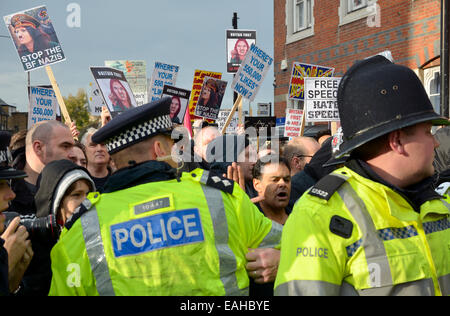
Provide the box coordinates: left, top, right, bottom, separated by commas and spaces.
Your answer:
336, 55, 450, 158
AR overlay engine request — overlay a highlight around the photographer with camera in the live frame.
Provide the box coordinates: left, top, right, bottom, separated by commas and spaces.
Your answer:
0, 131, 33, 295
5, 159, 95, 295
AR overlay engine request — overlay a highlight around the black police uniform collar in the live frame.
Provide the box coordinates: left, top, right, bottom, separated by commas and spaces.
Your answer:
345, 159, 441, 212
103, 160, 177, 193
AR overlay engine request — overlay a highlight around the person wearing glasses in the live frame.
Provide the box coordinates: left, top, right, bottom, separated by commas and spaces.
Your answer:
283, 136, 320, 177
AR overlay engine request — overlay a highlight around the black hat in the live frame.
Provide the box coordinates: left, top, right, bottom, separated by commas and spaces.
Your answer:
10, 13, 40, 29
336, 55, 450, 158
0, 131, 26, 180
92, 97, 173, 154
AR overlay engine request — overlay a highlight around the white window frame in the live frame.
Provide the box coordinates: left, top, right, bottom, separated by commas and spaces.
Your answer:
294, 0, 312, 32
423, 66, 441, 115
286, 0, 314, 44
339, 0, 377, 26
348, 0, 368, 13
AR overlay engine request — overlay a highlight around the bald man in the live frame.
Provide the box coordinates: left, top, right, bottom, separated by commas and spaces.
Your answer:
282, 136, 320, 176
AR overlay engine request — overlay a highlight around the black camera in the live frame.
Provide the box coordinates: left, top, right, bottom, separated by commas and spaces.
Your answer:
3, 212, 61, 241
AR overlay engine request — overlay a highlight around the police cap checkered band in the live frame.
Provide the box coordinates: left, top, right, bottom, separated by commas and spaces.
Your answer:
105, 114, 172, 154
92, 97, 174, 154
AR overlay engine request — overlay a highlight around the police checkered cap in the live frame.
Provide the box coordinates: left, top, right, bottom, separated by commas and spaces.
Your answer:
105, 114, 172, 153
92, 97, 174, 154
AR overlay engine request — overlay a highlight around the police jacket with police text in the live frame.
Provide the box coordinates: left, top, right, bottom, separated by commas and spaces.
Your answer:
49, 161, 282, 296
275, 160, 450, 296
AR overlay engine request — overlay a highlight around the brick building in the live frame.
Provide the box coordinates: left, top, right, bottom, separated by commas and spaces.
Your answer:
274, 0, 444, 120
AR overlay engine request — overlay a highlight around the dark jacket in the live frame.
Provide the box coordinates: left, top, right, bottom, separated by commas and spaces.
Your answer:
0, 239, 9, 296
23, 160, 94, 296
103, 160, 177, 193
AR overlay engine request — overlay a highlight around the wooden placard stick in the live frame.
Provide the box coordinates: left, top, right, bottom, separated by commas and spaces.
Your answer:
221, 94, 242, 135
331, 121, 338, 136
237, 95, 243, 125
45, 65, 77, 140
299, 110, 306, 136
45, 65, 71, 124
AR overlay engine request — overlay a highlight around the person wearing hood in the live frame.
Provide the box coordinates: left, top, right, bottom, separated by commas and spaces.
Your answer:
20, 159, 95, 296
206, 134, 259, 199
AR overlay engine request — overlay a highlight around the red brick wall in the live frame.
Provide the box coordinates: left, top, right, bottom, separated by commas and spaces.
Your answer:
274, 0, 441, 118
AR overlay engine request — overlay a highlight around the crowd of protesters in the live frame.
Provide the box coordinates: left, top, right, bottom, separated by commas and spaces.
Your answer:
0, 55, 449, 296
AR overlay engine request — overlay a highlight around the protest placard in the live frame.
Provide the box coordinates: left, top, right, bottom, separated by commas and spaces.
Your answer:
288, 62, 335, 101
244, 116, 277, 137
284, 109, 304, 138
304, 77, 341, 122
148, 62, 179, 102
188, 70, 222, 121
226, 29, 256, 73
4, 6, 65, 72
217, 110, 238, 134
105, 60, 147, 106
231, 44, 273, 102
90, 67, 137, 118
257, 103, 270, 116
87, 82, 105, 116
194, 77, 228, 120
161, 85, 191, 125
28, 86, 57, 128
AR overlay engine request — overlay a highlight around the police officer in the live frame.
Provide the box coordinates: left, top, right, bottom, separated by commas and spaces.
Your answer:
275, 55, 450, 296
48, 97, 282, 296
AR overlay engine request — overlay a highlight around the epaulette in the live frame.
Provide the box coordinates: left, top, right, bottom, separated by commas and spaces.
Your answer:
308, 173, 347, 201
64, 198, 94, 230
201, 170, 234, 194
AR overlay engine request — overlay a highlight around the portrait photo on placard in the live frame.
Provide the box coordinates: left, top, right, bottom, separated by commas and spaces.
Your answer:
226, 29, 256, 73
91, 67, 137, 117
194, 77, 228, 120
161, 85, 191, 125
4, 5, 65, 71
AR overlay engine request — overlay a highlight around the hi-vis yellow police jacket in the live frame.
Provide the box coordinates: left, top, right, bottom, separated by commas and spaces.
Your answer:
275, 167, 450, 296
48, 169, 282, 296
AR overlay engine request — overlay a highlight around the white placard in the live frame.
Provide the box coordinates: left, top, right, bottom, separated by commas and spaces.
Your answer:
28, 86, 57, 128
305, 77, 341, 122
284, 109, 303, 138
231, 43, 273, 101
148, 61, 179, 102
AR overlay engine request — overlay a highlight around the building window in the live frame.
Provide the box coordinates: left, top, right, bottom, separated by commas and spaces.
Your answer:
286, 0, 314, 44
424, 67, 441, 115
348, 0, 368, 12
339, 0, 377, 26
294, 0, 312, 32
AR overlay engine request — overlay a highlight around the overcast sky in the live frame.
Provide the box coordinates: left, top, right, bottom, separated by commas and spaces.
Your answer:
0, 0, 274, 113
